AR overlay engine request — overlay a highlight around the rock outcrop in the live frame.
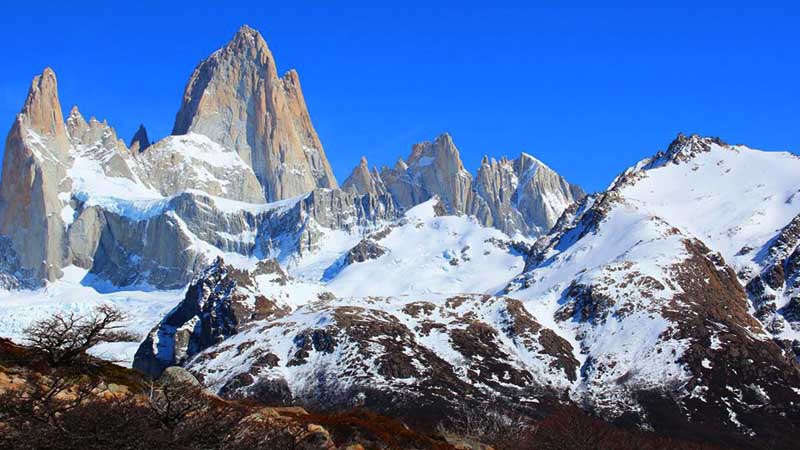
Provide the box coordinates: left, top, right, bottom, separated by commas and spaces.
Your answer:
133, 257, 291, 378
746, 213, 800, 337
129, 124, 151, 152
172, 25, 337, 201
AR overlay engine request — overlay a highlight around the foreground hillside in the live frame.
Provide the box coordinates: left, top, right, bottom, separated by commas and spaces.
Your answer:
1, 336, 727, 450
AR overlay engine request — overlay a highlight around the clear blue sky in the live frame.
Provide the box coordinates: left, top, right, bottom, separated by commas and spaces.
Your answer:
1, 1, 798, 193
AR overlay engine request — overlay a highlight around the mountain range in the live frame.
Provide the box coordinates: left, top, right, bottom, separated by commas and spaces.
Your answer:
0, 25, 798, 449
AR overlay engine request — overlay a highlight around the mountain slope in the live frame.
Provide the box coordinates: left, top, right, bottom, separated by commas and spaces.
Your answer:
500, 135, 800, 443
612, 134, 800, 348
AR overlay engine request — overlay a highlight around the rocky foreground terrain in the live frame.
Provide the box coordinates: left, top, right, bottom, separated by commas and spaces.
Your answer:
1, 25, 799, 450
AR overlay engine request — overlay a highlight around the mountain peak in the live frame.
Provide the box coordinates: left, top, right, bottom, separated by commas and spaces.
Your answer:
20, 67, 66, 139
435, 131, 454, 145
171, 25, 337, 201
130, 124, 151, 152
235, 24, 258, 38
407, 132, 464, 170
342, 156, 385, 195
227, 24, 270, 55
665, 133, 727, 164
517, 151, 549, 171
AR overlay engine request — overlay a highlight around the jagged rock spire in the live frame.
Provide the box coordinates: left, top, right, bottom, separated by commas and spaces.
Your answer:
130, 124, 150, 152
0, 68, 71, 282
20, 68, 67, 143
342, 156, 386, 195
172, 25, 337, 201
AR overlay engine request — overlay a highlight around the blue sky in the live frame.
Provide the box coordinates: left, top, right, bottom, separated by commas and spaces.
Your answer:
1, 1, 797, 193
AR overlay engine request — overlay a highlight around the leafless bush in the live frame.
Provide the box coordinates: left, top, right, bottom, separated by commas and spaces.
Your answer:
438, 403, 536, 449
146, 380, 209, 430
23, 304, 136, 367
0, 369, 102, 434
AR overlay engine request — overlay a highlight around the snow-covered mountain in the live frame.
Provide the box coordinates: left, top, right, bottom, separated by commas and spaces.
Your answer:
1, 24, 799, 449
501, 135, 800, 441
134, 134, 800, 446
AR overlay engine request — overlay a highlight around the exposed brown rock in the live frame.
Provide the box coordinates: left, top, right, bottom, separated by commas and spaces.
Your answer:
659, 239, 800, 441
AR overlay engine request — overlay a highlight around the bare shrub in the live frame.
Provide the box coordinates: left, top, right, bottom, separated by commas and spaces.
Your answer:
438, 404, 536, 449
23, 304, 136, 367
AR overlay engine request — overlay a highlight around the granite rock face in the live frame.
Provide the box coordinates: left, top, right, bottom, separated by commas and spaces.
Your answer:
0, 236, 38, 290
342, 156, 386, 196
0, 68, 71, 282
469, 153, 585, 236
134, 133, 267, 203
81, 188, 399, 289
172, 25, 337, 201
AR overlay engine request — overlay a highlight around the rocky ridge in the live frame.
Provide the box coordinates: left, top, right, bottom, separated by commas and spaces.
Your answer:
344, 133, 585, 237
134, 257, 291, 378
0, 26, 581, 289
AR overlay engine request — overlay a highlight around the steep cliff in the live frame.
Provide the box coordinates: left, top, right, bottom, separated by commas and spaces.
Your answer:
172, 25, 337, 201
